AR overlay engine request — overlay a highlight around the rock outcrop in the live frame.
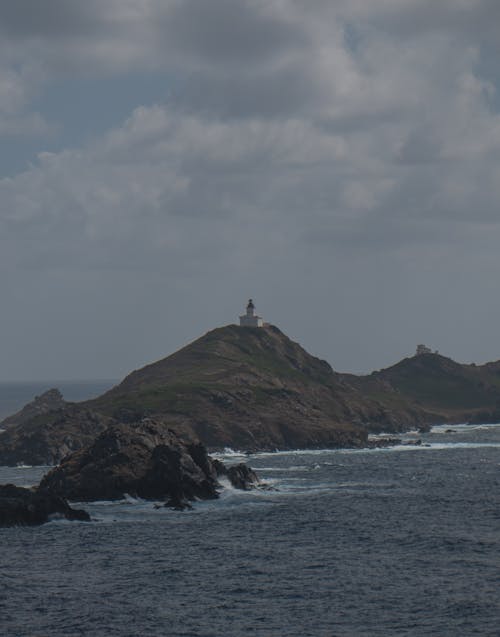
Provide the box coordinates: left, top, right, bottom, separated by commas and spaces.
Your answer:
0, 407, 115, 466
0, 484, 90, 527
0, 388, 66, 429
213, 459, 259, 490
38, 419, 258, 509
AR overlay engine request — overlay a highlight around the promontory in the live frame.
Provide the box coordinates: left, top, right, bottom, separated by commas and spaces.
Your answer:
2, 318, 500, 466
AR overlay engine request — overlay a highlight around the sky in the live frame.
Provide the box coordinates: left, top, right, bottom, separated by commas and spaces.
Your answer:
2, 0, 500, 381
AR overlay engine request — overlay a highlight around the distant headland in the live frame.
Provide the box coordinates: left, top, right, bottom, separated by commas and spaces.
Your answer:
1, 299, 500, 467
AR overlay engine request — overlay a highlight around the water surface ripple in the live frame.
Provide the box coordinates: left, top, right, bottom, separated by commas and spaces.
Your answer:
1, 425, 499, 636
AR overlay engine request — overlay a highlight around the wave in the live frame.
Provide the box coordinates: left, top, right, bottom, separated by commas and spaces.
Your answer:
431, 422, 500, 433
211, 448, 248, 461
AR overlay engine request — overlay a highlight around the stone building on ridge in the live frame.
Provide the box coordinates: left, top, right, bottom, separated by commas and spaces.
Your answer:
415, 344, 439, 356
416, 344, 432, 355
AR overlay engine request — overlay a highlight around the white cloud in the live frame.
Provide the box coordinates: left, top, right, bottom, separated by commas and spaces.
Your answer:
2, 1, 500, 376
2, 1, 500, 251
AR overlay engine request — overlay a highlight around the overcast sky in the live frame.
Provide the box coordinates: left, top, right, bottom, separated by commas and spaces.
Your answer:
2, 0, 500, 381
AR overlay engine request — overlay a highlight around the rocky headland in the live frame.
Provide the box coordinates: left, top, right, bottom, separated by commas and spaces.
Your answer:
2, 324, 500, 467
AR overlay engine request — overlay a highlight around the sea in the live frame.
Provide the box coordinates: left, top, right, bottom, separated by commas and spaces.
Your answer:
1, 384, 499, 636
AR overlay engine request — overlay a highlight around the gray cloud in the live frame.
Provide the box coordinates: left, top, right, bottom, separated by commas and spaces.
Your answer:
160, 0, 308, 68
2, 1, 500, 378
0, 1, 103, 37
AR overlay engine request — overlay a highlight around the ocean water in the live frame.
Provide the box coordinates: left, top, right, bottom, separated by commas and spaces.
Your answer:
1, 425, 500, 636
0, 380, 117, 420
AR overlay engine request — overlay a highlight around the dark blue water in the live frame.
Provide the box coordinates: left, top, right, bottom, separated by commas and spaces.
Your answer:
0, 381, 117, 420
1, 425, 499, 636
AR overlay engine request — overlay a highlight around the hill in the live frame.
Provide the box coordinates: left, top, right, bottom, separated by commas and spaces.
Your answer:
3, 325, 500, 466
369, 352, 500, 423
87, 324, 373, 450
0, 325, 431, 464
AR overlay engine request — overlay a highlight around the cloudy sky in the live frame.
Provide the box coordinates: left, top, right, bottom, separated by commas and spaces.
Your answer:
2, 0, 500, 381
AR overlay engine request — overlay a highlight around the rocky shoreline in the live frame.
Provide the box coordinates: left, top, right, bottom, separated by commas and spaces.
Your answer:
4, 324, 490, 469
0, 419, 261, 526
0, 423, 433, 526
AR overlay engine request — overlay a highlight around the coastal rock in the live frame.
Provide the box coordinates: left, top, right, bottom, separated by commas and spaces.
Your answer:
0, 407, 115, 466
366, 437, 402, 449
213, 459, 259, 490
0, 484, 90, 527
39, 419, 258, 508
0, 388, 66, 429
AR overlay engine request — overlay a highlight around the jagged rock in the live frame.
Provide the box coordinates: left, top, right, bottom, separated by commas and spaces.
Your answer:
213, 459, 259, 489
0, 389, 66, 429
0, 484, 90, 527
164, 496, 193, 511
38, 419, 257, 508
0, 407, 115, 466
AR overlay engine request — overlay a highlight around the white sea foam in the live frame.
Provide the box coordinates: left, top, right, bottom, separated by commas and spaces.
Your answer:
431, 422, 500, 433
212, 448, 248, 461
216, 476, 236, 491
353, 441, 500, 453
47, 512, 67, 521
418, 442, 500, 450
244, 448, 356, 461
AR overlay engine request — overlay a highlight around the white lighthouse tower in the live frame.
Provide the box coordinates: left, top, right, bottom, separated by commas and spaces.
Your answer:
239, 299, 264, 327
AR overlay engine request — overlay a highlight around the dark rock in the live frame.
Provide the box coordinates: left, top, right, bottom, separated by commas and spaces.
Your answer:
213, 459, 259, 490
0, 484, 90, 527
164, 496, 193, 511
366, 437, 402, 449
226, 464, 259, 490
417, 424, 432, 433
0, 407, 115, 466
39, 419, 222, 506
0, 389, 66, 429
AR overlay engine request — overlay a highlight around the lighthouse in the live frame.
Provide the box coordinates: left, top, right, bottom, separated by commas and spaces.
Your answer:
239, 299, 264, 327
